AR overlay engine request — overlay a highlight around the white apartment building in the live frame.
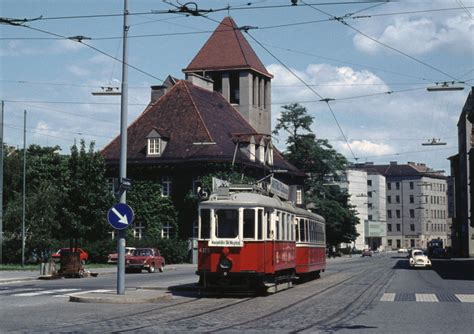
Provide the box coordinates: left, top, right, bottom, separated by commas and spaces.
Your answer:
357, 162, 449, 250
366, 173, 387, 250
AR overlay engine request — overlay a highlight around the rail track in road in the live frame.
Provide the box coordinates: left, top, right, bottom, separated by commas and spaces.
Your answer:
49, 255, 394, 333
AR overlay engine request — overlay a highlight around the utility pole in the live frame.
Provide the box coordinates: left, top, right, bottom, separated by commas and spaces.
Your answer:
22, 110, 26, 267
117, 0, 129, 295
0, 101, 4, 264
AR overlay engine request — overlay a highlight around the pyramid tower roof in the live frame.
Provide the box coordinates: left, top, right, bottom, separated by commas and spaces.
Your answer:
183, 17, 272, 78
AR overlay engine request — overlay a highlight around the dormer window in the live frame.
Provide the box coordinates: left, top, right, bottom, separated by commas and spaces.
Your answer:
146, 129, 166, 157
148, 138, 161, 155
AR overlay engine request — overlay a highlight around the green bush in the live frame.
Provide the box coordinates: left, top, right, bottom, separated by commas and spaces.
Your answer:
128, 237, 189, 264
83, 239, 115, 263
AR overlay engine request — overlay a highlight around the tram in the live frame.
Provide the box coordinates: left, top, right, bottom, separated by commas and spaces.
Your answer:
196, 181, 326, 292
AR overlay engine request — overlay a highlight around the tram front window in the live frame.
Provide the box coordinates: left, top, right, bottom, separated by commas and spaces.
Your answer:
215, 209, 239, 238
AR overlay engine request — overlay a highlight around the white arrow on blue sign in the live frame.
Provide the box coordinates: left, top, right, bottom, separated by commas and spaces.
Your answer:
107, 203, 134, 230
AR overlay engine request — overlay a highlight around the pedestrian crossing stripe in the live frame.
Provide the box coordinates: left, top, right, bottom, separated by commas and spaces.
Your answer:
381, 293, 474, 303
13, 288, 80, 297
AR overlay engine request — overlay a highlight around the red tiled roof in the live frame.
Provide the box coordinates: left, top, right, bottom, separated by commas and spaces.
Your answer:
183, 17, 272, 78
101, 81, 302, 175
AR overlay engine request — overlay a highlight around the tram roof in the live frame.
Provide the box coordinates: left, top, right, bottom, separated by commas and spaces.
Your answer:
200, 192, 325, 222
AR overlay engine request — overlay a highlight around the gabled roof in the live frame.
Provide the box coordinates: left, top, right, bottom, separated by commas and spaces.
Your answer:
183, 17, 272, 78
101, 80, 301, 175
355, 163, 446, 180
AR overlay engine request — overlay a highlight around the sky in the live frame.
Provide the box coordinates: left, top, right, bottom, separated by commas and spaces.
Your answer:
1, 0, 473, 174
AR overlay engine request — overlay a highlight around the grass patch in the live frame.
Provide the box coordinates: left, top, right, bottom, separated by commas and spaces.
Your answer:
0, 264, 39, 271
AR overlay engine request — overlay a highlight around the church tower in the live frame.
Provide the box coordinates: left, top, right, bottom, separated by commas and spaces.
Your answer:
183, 17, 273, 135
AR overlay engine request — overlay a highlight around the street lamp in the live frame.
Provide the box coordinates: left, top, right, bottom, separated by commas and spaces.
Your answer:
426, 82, 464, 91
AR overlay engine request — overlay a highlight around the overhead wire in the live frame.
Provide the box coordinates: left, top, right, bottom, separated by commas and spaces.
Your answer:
6, 22, 165, 83
300, 0, 461, 82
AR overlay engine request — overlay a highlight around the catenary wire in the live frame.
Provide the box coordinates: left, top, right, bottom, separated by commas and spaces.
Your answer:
300, 0, 461, 82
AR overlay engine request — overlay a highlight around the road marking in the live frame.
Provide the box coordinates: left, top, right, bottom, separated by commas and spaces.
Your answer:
380, 293, 396, 302
13, 288, 79, 297
455, 294, 474, 303
415, 294, 439, 302
0, 288, 41, 295
57, 289, 113, 297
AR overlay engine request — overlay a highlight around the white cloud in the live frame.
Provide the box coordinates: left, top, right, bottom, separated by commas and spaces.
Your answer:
337, 140, 395, 157
353, 14, 474, 55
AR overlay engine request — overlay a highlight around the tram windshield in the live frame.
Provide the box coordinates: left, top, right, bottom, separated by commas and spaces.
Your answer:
215, 209, 239, 238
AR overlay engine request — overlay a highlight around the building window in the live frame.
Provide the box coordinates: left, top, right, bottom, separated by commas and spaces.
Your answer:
161, 223, 172, 239
367, 180, 372, 186
410, 224, 415, 232
396, 210, 401, 218
396, 224, 401, 232
396, 182, 400, 190
388, 239, 393, 247
133, 222, 144, 239
162, 176, 172, 197
387, 182, 391, 190
387, 196, 392, 203
368, 191, 372, 198
409, 195, 414, 204
409, 182, 414, 190
396, 239, 401, 248
410, 209, 415, 218
410, 239, 415, 247
387, 210, 392, 219
396, 195, 400, 203
147, 138, 161, 155
368, 203, 373, 209
368, 214, 373, 220
388, 224, 392, 232
296, 189, 303, 205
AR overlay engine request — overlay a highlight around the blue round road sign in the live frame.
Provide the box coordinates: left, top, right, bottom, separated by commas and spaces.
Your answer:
107, 203, 134, 230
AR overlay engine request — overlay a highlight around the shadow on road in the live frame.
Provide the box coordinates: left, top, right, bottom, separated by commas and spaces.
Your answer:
431, 259, 474, 280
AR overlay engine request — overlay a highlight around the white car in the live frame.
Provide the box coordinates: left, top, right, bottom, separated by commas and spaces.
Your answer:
409, 249, 432, 268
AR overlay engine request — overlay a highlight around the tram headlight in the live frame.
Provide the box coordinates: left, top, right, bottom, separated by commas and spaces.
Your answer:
219, 257, 232, 270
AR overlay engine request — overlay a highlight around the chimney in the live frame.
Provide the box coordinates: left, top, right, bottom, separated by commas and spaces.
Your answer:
151, 85, 168, 102
186, 73, 214, 92
390, 161, 397, 165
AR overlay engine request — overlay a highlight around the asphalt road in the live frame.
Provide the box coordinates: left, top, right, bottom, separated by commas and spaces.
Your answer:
0, 253, 473, 333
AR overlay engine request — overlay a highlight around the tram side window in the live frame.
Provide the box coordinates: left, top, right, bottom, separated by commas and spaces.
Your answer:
282, 213, 286, 240
276, 212, 281, 240
300, 219, 305, 242
243, 209, 255, 239
215, 209, 239, 238
258, 209, 263, 240
200, 209, 211, 239
295, 218, 300, 241
266, 209, 272, 239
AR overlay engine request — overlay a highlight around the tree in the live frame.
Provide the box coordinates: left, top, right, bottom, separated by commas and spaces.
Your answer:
59, 140, 114, 247
3, 145, 65, 262
273, 103, 359, 245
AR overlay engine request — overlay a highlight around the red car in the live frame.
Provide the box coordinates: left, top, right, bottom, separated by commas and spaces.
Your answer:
51, 248, 89, 263
107, 247, 136, 264
125, 248, 165, 273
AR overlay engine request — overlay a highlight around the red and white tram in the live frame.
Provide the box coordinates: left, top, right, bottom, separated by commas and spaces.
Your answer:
196, 185, 326, 292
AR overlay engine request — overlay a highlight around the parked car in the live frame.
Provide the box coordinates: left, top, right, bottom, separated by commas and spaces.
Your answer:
361, 249, 373, 257
125, 248, 165, 273
398, 248, 408, 254
51, 248, 89, 264
409, 249, 432, 268
107, 247, 136, 264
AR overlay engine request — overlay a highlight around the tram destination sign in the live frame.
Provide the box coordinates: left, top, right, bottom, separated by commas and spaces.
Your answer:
269, 177, 289, 200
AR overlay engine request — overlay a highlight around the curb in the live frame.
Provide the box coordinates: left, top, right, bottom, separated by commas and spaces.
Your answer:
0, 277, 38, 284
69, 290, 173, 304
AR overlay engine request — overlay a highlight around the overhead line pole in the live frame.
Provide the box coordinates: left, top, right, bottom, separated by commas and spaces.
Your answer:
117, 0, 129, 295
22, 110, 26, 267
0, 101, 4, 264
